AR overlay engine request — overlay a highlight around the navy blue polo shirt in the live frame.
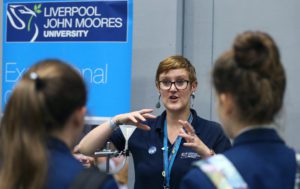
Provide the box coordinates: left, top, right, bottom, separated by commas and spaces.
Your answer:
180, 128, 296, 189
110, 109, 231, 189
47, 137, 113, 189
46, 137, 84, 189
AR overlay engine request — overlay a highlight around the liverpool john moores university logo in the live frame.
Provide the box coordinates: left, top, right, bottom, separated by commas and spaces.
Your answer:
6, 1, 128, 42
7, 3, 42, 42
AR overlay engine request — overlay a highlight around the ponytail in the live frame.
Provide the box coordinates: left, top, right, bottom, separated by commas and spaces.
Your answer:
0, 76, 48, 189
0, 59, 87, 189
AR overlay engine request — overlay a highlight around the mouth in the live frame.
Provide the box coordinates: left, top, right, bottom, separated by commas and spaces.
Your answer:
169, 95, 179, 101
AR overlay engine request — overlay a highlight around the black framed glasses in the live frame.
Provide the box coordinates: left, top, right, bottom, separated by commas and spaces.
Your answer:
158, 80, 190, 90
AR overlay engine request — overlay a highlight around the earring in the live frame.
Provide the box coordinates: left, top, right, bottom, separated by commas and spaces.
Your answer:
156, 94, 161, 109
191, 92, 195, 108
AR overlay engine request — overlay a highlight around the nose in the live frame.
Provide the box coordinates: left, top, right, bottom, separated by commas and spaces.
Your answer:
169, 83, 177, 91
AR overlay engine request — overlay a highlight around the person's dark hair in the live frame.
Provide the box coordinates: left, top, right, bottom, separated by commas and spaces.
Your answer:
213, 31, 286, 124
0, 59, 87, 189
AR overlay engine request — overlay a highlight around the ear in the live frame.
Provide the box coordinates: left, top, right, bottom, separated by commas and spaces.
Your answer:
72, 106, 87, 128
191, 81, 198, 93
79, 106, 87, 118
219, 93, 234, 115
156, 81, 162, 94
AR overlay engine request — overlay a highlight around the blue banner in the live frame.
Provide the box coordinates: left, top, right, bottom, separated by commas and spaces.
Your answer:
6, 1, 128, 42
2, 0, 133, 122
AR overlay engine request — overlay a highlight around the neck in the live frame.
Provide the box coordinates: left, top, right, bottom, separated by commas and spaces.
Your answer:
50, 127, 75, 149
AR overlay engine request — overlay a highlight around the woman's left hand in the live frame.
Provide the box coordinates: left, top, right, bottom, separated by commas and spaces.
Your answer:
178, 120, 214, 158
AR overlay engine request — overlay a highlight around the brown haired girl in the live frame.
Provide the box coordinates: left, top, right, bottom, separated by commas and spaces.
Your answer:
0, 60, 96, 189
180, 31, 296, 189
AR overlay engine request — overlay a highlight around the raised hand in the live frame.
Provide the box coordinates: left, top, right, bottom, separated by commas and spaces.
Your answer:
113, 109, 156, 131
178, 120, 214, 158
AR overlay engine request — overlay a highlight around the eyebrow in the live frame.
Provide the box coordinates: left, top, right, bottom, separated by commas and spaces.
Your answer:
159, 75, 188, 80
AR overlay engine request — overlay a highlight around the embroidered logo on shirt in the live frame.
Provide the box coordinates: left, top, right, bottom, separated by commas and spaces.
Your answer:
180, 152, 200, 159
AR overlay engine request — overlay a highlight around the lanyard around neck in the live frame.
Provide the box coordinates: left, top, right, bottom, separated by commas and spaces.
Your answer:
163, 113, 193, 188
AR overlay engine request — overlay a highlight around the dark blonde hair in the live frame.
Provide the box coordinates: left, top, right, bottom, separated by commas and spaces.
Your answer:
0, 59, 87, 189
155, 55, 197, 83
213, 31, 286, 124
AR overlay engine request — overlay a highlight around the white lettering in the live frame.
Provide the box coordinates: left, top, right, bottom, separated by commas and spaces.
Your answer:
5, 62, 26, 82
75, 17, 123, 28
44, 6, 101, 17
43, 30, 89, 38
74, 64, 108, 84
44, 18, 72, 28
93, 64, 108, 84
4, 90, 13, 104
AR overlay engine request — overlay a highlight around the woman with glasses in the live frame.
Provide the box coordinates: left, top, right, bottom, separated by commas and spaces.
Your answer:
180, 31, 297, 189
78, 55, 231, 189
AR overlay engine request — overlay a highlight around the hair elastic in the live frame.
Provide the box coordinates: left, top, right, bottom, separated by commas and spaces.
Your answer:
29, 72, 44, 90
30, 72, 38, 80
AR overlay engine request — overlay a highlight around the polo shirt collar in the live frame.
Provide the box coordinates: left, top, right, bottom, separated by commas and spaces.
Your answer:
47, 136, 70, 153
154, 111, 166, 133
154, 109, 199, 133
233, 128, 284, 147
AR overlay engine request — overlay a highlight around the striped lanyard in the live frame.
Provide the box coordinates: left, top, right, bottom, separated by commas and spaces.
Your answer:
163, 113, 193, 189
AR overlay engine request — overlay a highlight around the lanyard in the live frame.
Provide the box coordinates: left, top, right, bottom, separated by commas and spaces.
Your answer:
163, 113, 193, 189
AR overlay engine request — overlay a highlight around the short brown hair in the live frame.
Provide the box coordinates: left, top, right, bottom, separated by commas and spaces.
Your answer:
155, 55, 197, 83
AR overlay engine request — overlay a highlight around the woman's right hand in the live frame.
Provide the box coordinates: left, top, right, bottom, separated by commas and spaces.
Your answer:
77, 109, 156, 155
178, 120, 215, 158
112, 109, 156, 131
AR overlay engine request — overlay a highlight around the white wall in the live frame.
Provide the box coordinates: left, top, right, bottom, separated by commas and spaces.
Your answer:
131, 0, 184, 116
209, 0, 300, 151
